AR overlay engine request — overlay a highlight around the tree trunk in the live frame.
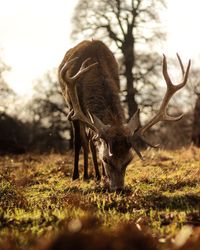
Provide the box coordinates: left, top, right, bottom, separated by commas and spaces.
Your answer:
125, 60, 138, 117
191, 95, 200, 147
122, 33, 138, 118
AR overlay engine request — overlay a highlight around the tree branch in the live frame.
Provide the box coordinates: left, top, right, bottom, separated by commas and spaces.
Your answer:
114, 0, 126, 36
42, 99, 69, 117
102, 23, 123, 44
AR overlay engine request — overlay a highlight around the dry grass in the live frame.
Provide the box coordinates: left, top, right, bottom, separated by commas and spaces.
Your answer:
0, 146, 200, 249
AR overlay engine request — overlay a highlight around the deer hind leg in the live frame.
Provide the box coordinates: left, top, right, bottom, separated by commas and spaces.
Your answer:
89, 140, 100, 181
80, 123, 89, 180
72, 121, 81, 180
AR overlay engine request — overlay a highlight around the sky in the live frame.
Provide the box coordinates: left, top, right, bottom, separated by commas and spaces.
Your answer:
0, 0, 199, 97
0, 0, 78, 96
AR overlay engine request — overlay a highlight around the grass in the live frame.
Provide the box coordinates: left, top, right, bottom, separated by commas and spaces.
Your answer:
0, 146, 200, 249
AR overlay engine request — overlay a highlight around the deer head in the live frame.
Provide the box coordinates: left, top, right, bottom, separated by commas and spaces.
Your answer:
59, 54, 190, 191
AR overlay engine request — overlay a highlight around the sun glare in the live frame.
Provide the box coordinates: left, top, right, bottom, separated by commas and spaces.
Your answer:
0, 0, 199, 96
0, 0, 78, 96
166, 0, 200, 61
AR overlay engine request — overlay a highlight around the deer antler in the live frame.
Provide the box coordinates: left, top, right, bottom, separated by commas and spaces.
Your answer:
59, 57, 99, 132
137, 54, 191, 144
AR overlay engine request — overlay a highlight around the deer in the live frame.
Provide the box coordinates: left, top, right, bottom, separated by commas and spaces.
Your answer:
58, 40, 190, 192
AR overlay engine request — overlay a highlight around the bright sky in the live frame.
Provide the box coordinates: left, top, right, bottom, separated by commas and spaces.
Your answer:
0, 0, 199, 96
0, 0, 78, 96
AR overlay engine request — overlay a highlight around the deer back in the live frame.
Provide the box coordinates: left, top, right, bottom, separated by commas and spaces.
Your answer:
59, 40, 125, 125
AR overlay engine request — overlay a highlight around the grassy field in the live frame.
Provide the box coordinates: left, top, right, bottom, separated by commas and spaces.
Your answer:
0, 146, 200, 249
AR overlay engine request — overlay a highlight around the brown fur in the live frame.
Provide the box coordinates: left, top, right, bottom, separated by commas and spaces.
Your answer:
58, 40, 134, 186
59, 40, 125, 125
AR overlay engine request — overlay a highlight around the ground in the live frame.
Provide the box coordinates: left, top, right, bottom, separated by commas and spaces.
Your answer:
0, 146, 200, 250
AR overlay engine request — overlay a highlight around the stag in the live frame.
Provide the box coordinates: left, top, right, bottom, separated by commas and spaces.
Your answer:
58, 40, 190, 191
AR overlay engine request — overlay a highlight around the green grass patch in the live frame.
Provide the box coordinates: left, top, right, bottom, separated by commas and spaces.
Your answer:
0, 147, 200, 249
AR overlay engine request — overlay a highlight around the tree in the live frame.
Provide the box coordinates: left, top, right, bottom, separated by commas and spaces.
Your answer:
0, 112, 27, 154
192, 88, 200, 147
0, 55, 16, 113
0, 56, 28, 154
181, 68, 200, 147
26, 70, 72, 152
72, 0, 166, 118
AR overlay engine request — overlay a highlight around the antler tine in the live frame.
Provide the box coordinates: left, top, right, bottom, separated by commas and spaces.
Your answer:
71, 58, 98, 81
181, 59, 191, 86
176, 53, 185, 75
162, 54, 173, 87
162, 54, 191, 90
176, 54, 191, 91
59, 57, 99, 132
138, 54, 191, 139
60, 57, 78, 79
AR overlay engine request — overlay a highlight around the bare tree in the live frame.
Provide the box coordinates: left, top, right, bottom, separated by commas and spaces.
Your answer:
0, 56, 16, 113
192, 87, 200, 147
72, 0, 166, 118
27, 70, 72, 151
180, 67, 200, 147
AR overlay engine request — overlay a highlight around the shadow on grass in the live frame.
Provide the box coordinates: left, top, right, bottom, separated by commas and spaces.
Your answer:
143, 192, 200, 210
63, 186, 200, 212
63, 185, 133, 194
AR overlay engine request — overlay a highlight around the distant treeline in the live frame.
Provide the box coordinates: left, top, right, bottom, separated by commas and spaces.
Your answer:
0, 63, 200, 155
0, 109, 195, 155
0, 112, 70, 154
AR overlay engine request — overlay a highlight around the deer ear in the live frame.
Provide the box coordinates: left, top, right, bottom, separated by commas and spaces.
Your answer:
126, 109, 140, 135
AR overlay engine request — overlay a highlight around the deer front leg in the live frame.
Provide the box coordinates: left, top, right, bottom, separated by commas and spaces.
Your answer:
80, 124, 89, 180
72, 121, 81, 180
89, 140, 100, 181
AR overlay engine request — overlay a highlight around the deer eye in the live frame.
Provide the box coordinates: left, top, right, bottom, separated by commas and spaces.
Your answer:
103, 157, 114, 168
103, 157, 109, 164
